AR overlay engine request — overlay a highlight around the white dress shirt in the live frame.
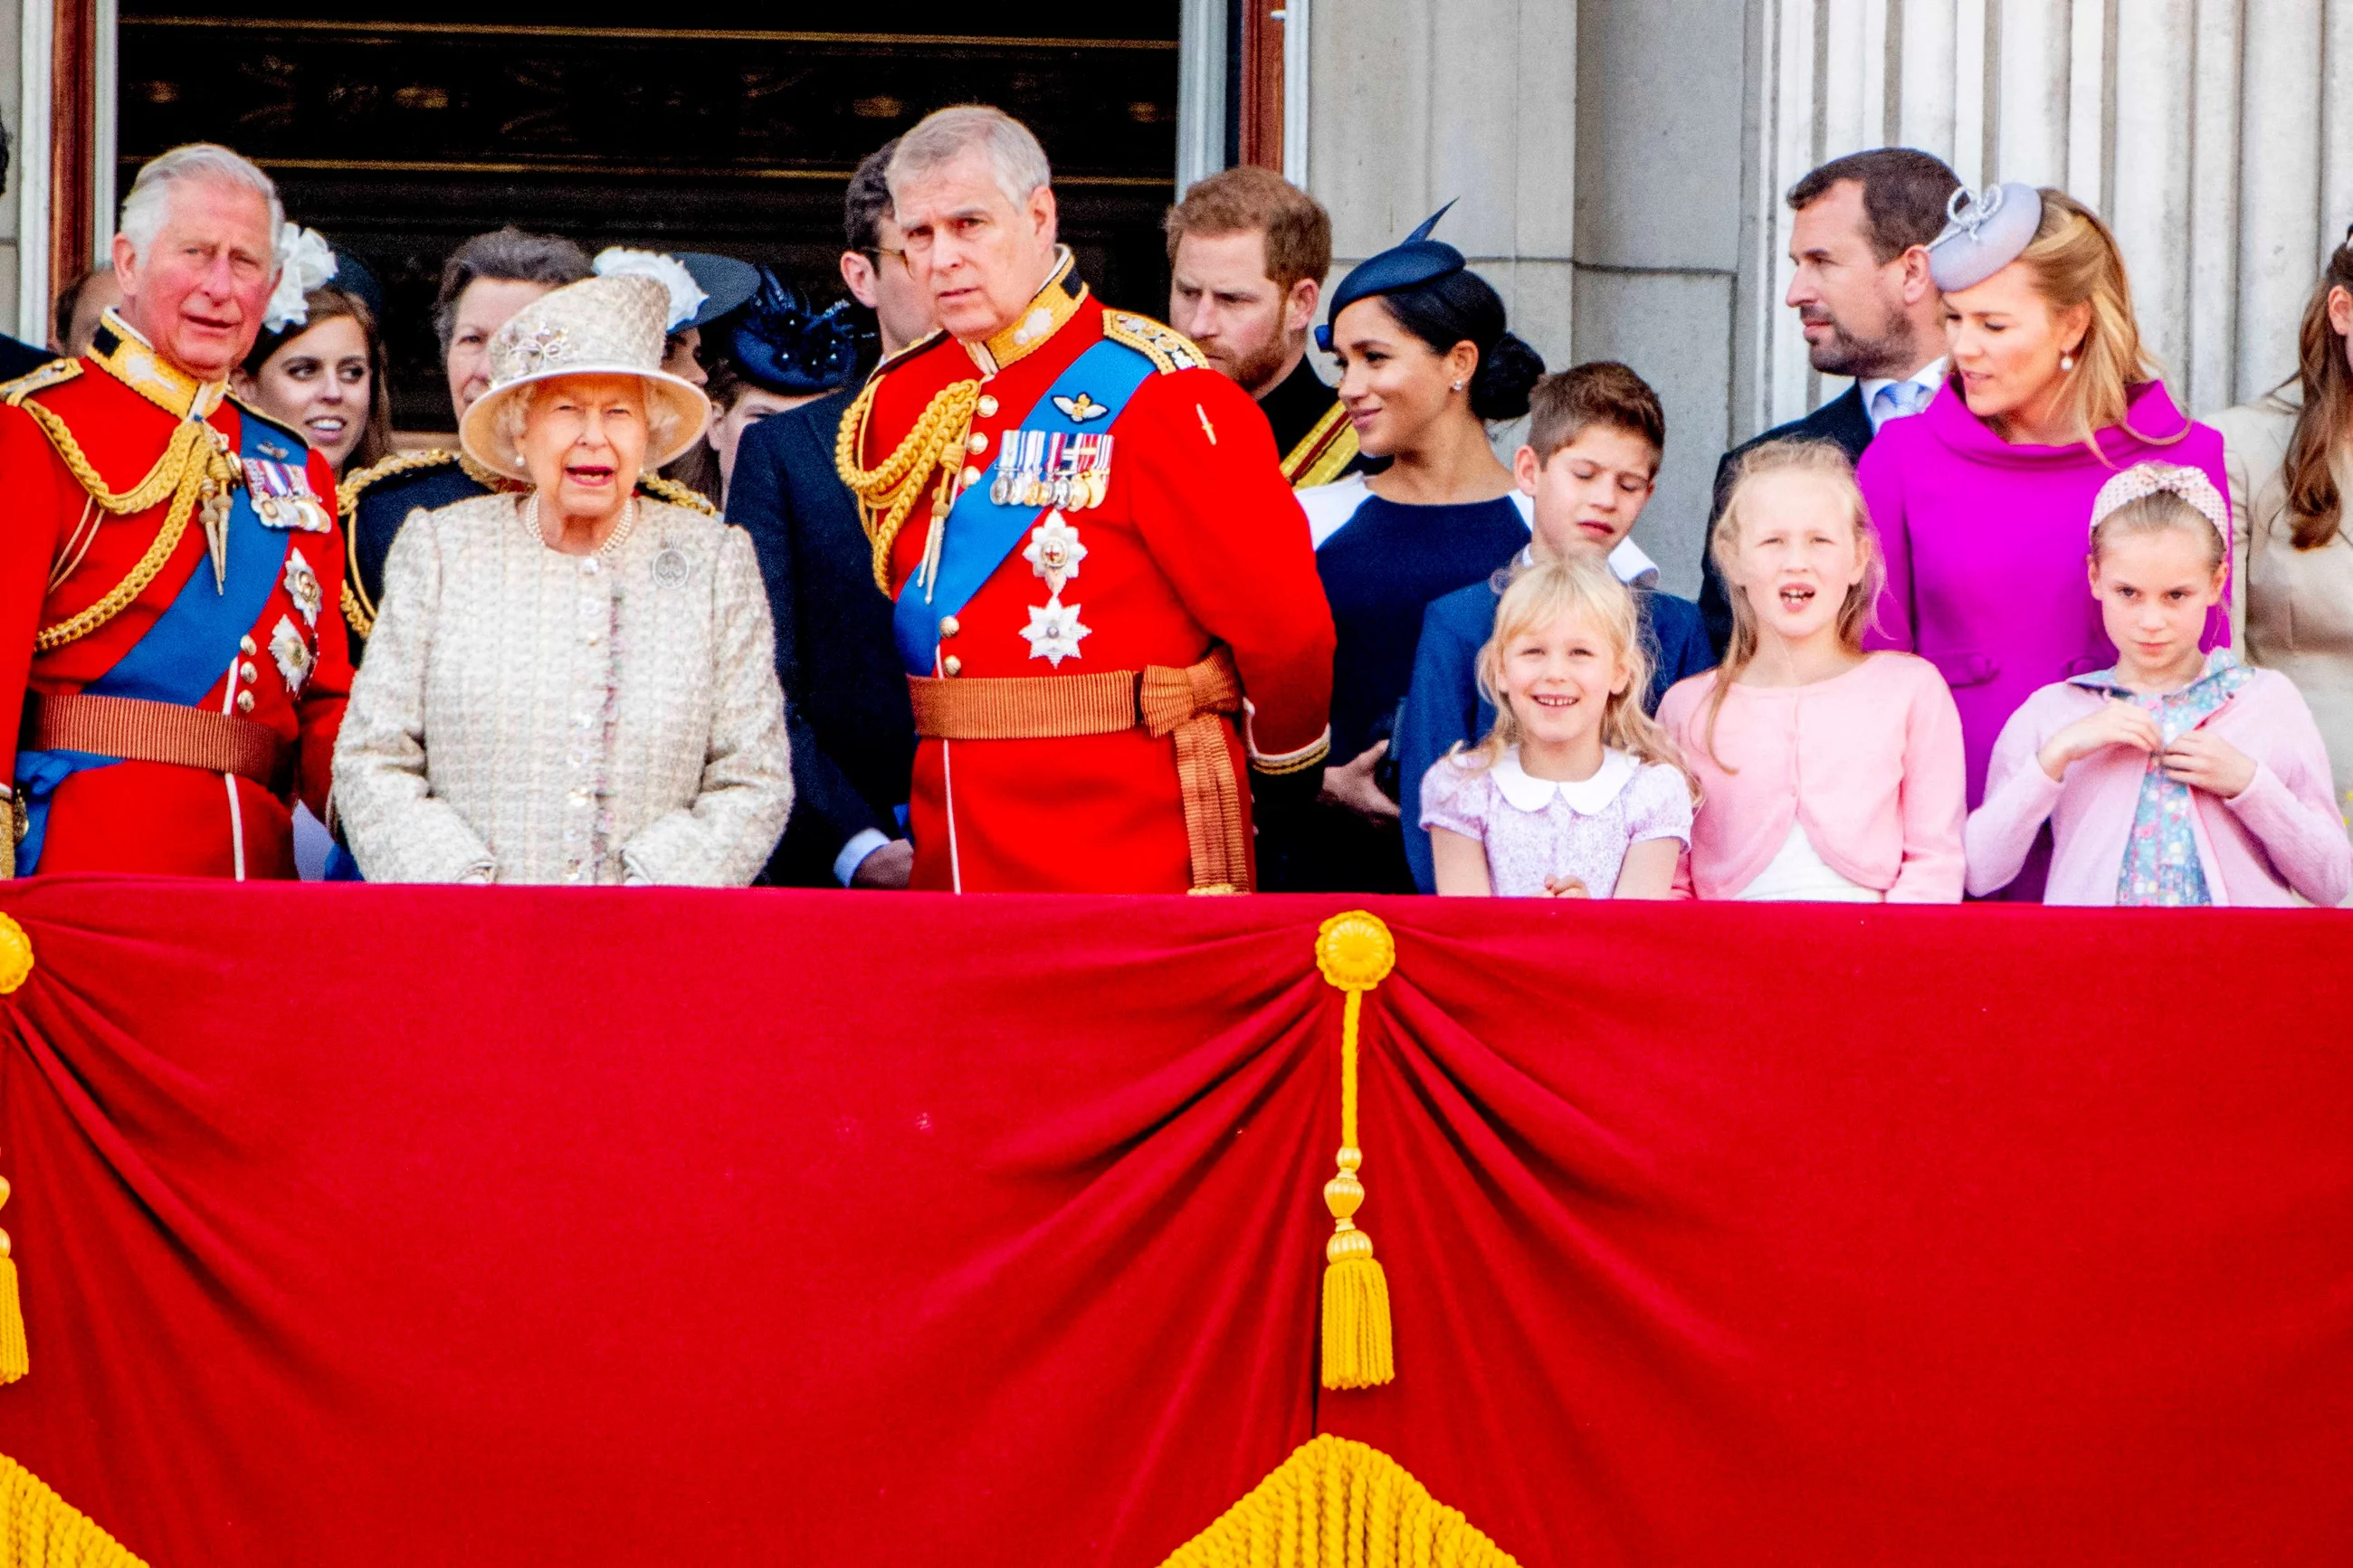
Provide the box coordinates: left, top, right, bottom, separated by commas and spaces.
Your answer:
1858, 357, 1948, 432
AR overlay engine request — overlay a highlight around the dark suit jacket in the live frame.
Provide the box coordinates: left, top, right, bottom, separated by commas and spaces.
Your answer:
0, 336, 53, 382
1698, 383, 1874, 655
726, 388, 916, 887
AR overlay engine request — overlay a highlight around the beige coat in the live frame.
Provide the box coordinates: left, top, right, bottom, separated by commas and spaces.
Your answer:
335, 493, 792, 885
2212, 388, 2353, 809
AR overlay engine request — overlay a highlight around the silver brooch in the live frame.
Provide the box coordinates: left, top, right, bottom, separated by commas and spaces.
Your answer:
268, 613, 313, 695
512, 324, 570, 375
281, 546, 322, 629
653, 546, 690, 588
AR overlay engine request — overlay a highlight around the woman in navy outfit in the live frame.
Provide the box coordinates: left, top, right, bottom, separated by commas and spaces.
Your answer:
1272, 205, 1545, 891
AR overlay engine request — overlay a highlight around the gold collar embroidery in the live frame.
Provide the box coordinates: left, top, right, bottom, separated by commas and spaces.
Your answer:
965, 248, 1088, 377
88, 309, 227, 421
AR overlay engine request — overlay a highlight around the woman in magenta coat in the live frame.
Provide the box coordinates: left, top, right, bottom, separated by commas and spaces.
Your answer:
1859, 185, 2230, 818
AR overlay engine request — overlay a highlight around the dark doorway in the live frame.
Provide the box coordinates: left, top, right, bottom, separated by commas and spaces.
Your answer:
119, 3, 1182, 430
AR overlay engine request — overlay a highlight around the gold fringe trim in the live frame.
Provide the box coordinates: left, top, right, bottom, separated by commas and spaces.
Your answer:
0, 1454, 149, 1567
1157, 1435, 1519, 1568
1315, 913, 1399, 1390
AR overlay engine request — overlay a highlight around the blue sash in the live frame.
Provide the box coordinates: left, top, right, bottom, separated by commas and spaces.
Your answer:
891, 338, 1156, 677
16, 412, 295, 873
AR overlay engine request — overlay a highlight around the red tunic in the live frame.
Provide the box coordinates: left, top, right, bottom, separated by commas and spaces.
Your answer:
0, 320, 352, 879
855, 262, 1334, 892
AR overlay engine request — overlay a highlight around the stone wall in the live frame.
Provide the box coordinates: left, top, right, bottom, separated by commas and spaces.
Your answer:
1309, 0, 2353, 597
1308, 0, 1749, 597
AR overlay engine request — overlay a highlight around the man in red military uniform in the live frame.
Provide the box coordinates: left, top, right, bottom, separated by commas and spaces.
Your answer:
0, 143, 350, 878
839, 106, 1333, 892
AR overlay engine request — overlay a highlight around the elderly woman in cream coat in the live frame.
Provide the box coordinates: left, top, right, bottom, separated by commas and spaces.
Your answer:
335, 272, 792, 883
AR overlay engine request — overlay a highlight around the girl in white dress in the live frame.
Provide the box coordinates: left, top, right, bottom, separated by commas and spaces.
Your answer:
1421, 555, 1695, 897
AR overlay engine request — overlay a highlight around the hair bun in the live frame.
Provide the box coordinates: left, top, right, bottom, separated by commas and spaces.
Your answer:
1471, 330, 1544, 422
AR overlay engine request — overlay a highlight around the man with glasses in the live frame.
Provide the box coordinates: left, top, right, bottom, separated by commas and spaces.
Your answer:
728, 139, 937, 888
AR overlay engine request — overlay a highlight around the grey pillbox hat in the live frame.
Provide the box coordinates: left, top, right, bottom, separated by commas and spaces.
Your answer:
1927, 183, 2046, 292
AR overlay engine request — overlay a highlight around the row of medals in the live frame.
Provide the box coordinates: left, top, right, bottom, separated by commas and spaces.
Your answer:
988, 431, 1113, 513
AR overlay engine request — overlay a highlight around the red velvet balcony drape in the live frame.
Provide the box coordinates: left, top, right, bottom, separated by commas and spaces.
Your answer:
0, 879, 2344, 1565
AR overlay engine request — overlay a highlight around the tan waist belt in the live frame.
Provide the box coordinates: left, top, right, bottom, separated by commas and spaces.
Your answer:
24, 692, 287, 788
908, 648, 1251, 892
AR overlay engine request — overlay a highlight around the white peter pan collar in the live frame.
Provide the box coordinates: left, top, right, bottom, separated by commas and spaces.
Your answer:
1491, 746, 1638, 815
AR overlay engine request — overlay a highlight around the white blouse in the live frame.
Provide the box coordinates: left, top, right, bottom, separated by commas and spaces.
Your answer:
334, 493, 792, 886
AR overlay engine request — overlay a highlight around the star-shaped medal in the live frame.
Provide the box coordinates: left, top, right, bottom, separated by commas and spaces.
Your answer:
1023, 512, 1088, 594
1021, 597, 1091, 667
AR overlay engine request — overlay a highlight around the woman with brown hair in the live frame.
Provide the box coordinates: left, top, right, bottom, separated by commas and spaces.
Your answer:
1856, 185, 2231, 839
2210, 227, 2353, 804
232, 230, 393, 477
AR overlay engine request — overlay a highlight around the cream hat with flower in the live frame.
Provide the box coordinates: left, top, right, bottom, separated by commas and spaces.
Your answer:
458, 273, 711, 482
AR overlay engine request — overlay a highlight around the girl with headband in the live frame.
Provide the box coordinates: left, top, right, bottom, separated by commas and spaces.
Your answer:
1966, 463, 2347, 907
1856, 184, 2234, 898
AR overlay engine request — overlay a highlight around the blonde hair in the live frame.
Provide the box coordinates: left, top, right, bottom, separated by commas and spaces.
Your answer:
1461, 555, 1694, 798
2090, 491, 2227, 575
1702, 440, 1885, 770
2016, 188, 2180, 460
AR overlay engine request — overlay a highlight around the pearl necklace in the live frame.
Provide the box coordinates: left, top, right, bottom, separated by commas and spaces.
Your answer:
523, 492, 639, 557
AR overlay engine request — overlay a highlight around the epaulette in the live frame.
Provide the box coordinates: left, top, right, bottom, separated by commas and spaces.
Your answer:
637, 473, 718, 516
0, 358, 81, 406
1101, 311, 1209, 375
224, 392, 309, 456
337, 447, 460, 517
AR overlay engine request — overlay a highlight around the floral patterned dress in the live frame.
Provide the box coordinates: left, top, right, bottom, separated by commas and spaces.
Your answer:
2066, 651, 2255, 907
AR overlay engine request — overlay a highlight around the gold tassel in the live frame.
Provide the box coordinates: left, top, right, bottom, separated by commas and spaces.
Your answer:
0, 1449, 153, 1566
1156, 1433, 1522, 1568
1313, 912, 1397, 1391
0, 1250, 24, 1387
0, 1174, 21, 1384
0, 916, 30, 1387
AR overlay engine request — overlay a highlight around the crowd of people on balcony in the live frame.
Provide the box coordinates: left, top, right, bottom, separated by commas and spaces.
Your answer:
1, 106, 2348, 908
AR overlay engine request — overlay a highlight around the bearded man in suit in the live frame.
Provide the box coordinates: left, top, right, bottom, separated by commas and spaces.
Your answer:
1700, 147, 1960, 653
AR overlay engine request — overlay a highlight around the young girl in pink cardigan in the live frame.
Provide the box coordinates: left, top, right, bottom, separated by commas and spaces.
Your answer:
1659, 442, 1967, 901
1967, 462, 2350, 906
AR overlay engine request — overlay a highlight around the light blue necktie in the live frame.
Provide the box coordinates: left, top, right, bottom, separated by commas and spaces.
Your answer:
1872, 379, 1929, 426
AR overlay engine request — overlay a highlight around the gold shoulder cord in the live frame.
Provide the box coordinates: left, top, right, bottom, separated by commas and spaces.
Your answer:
834, 374, 981, 593
13, 394, 233, 651
635, 473, 718, 517
335, 446, 455, 518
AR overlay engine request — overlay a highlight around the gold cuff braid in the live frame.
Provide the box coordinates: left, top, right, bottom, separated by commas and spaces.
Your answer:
834, 375, 981, 593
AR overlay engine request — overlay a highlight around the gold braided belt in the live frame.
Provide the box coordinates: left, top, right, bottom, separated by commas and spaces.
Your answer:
908, 647, 1252, 893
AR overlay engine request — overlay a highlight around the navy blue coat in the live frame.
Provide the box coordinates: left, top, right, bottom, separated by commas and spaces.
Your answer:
343, 456, 494, 662
725, 388, 916, 888
1394, 572, 1714, 893
1698, 383, 1874, 656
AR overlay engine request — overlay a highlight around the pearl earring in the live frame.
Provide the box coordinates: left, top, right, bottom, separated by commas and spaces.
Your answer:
2060, 353, 2076, 372
1451, 379, 1464, 392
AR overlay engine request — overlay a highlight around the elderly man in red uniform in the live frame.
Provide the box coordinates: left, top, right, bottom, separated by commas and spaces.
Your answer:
0, 143, 350, 878
838, 106, 1333, 892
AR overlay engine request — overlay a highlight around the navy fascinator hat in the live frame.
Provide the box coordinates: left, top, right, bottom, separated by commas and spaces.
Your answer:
1316, 201, 1465, 352
727, 269, 862, 395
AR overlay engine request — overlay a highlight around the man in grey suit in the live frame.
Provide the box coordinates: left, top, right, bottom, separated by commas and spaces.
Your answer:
1700, 147, 1960, 653
727, 141, 938, 888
